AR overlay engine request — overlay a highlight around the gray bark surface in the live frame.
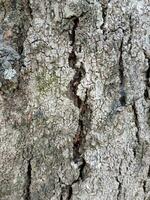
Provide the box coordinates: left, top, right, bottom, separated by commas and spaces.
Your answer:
0, 0, 150, 199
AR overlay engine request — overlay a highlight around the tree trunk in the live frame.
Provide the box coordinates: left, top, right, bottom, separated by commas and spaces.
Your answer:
0, 0, 150, 199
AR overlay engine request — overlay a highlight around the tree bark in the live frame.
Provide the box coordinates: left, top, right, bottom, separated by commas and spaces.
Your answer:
0, 0, 150, 199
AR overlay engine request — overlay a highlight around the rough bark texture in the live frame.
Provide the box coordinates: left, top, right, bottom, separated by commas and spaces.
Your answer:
0, 0, 150, 199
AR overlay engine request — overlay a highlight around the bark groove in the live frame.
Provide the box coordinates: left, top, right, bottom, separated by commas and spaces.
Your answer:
24, 158, 32, 200
119, 38, 126, 106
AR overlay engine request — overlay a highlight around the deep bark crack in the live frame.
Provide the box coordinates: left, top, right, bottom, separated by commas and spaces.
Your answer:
68, 53, 85, 108
116, 176, 122, 200
59, 184, 72, 200
66, 15, 92, 199
69, 17, 79, 46
119, 38, 126, 106
144, 56, 150, 100
143, 180, 146, 193
128, 14, 133, 54
100, 0, 108, 38
142, 166, 150, 197
14, 0, 33, 91
59, 158, 86, 200
0, 0, 33, 95
73, 89, 92, 166
132, 101, 140, 145
148, 166, 150, 177
115, 161, 123, 200
67, 186, 72, 200
24, 158, 32, 200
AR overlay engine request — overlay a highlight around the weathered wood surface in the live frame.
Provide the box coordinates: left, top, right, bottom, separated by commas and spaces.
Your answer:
0, 0, 150, 199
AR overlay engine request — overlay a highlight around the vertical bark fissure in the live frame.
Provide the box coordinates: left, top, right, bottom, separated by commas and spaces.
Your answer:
17, 0, 33, 54
59, 159, 86, 199
115, 161, 123, 200
15, 0, 33, 91
132, 101, 140, 145
143, 180, 146, 193
67, 186, 73, 200
68, 17, 83, 165
0, 0, 33, 95
24, 158, 32, 200
65, 16, 92, 199
144, 56, 150, 100
119, 38, 126, 106
115, 176, 122, 200
148, 166, 150, 177
100, 1, 108, 37
142, 166, 150, 197
128, 14, 133, 53
59, 184, 72, 200
69, 17, 79, 47
60, 194, 63, 200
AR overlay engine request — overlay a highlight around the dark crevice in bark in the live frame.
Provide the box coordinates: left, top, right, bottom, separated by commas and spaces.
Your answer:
78, 157, 86, 180
119, 38, 126, 106
115, 161, 122, 200
116, 176, 122, 200
69, 17, 79, 46
14, 0, 33, 92
59, 177, 63, 200
66, 15, 92, 200
16, 1, 32, 54
24, 158, 32, 200
100, 1, 108, 38
67, 186, 72, 200
132, 101, 140, 145
148, 166, 150, 177
143, 180, 146, 193
144, 56, 150, 100
0, 1, 33, 95
128, 14, 133, 53
60, 194, 63, 200
68, 53, 85, 108
59, 158, 86, 199
143, 52, 150, 134
144, 88, 149, 100
73, 89, 92, 165
133, 147, 137, 158
141, 165, 150, 194
142, 176, 150, 199
59, 184, 72, 200
68, 16, 92, 165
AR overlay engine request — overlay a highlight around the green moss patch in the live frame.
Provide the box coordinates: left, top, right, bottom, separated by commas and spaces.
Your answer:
36, 70, 60, 95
